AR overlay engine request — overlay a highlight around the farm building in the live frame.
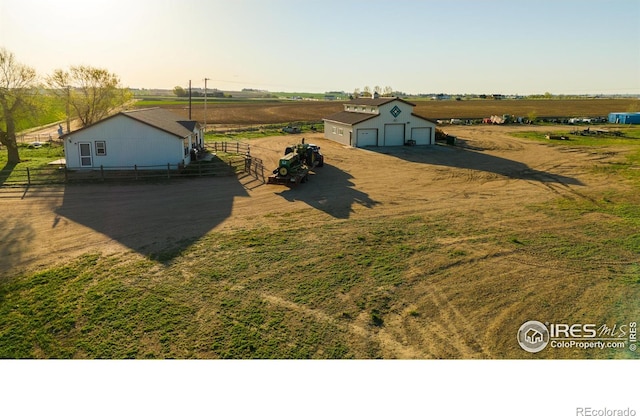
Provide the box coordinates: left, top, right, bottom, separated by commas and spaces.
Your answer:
323, 97, 436, 147
62, 108, 203, 169
608, 112, 640, 124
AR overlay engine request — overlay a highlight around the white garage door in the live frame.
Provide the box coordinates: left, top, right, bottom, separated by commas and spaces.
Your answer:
411, 127, 432, 145
357, 128, 378, 147
384, 124, 405, 146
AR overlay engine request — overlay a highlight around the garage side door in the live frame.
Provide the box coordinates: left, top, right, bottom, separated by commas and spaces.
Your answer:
411, 127, 432, 145
384, 124, 405, 146
356, 128, 378, 147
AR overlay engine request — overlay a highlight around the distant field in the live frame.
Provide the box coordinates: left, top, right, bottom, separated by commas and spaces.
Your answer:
135, 98, 639, 125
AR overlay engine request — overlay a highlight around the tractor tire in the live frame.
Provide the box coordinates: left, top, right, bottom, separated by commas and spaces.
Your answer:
279, 166, 289, 177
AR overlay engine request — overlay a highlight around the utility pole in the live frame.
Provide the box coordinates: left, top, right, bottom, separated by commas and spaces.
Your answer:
204, 77, 210, 135
188, 80, 192, 120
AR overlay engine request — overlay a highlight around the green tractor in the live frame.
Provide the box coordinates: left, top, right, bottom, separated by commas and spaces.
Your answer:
275, 152, 307, 178
268, 151, 309, 184
268, 139, 323, 185
283, 141, 324, 168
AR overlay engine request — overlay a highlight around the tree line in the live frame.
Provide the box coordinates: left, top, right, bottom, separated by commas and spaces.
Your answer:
0, 48, 131, 164
352, 85, 397, 98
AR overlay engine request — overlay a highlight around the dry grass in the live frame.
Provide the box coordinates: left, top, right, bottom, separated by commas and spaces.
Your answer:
1, 122, 639, 359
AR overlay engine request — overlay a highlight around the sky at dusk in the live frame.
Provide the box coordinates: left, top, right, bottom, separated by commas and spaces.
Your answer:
1, 0, 639, 94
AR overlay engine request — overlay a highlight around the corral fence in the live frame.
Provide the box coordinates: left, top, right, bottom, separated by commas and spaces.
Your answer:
0, 141, 265, 187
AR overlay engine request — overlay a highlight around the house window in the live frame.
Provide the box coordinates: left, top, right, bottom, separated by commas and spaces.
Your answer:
338, 128, 343, 136
95, 141, 106, 156
332, 126, 336, 134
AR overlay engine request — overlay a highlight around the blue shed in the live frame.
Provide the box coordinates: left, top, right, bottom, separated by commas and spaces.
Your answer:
608, 112, 640, 124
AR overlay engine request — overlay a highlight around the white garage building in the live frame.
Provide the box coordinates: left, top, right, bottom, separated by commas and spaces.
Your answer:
323, 97, 436, 147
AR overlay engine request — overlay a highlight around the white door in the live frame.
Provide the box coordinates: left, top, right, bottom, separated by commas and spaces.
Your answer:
411, 127, 432, 145
356, 129, 378, 147
79, 142, 92, 167
384, 124, 405, 146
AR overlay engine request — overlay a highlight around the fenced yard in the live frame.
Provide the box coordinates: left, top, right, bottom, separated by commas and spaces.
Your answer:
0, 141, 265, 187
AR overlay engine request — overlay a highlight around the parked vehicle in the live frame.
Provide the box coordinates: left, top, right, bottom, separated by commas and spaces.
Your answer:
268, 139, 324, 185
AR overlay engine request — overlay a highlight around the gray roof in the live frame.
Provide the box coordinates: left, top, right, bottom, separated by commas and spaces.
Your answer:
178, 120, 199, 132
123, 108, 198, 138
61, 107, 199, 139
323, 111, 379, 125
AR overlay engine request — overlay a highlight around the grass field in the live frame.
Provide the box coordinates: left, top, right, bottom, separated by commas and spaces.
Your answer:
512, 128, 640, 182
1, 180, 638, 358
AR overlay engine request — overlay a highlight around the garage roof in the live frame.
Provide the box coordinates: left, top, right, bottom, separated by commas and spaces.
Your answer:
323, 111, 378, 125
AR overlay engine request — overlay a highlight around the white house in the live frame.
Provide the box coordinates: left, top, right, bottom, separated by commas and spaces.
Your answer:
323, 97, 436, 147
62, 107, 203, 170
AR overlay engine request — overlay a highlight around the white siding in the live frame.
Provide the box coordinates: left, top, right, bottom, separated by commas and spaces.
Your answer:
324, 99, 436, 147
323, 121, 352, 146
64, 115, 190, 169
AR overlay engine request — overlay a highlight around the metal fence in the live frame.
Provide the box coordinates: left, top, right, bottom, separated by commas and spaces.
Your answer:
1, 141, 265, 187
206, 141, 251, 155
15, 133, 62, 144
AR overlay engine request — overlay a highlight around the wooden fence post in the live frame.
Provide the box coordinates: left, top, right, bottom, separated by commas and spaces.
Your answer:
167, 163, 171, 179
134, 165, 138, 180
26, 167, 31, 186
100, 165, 104, 181
64, 167, 68, 183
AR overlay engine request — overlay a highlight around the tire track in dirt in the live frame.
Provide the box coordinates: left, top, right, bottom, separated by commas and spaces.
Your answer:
425, 279, 491, 358
397, 261, 495, 358
260, 293, 426, 358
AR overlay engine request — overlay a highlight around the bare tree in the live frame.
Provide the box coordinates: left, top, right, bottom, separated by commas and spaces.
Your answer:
0, 48, 39, 164
383, 86, 393, 96
47, 65, 131, 128
363, 86, 372, 97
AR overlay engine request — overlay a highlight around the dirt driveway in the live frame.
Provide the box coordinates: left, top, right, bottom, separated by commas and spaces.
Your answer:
0, 124, 627, 276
